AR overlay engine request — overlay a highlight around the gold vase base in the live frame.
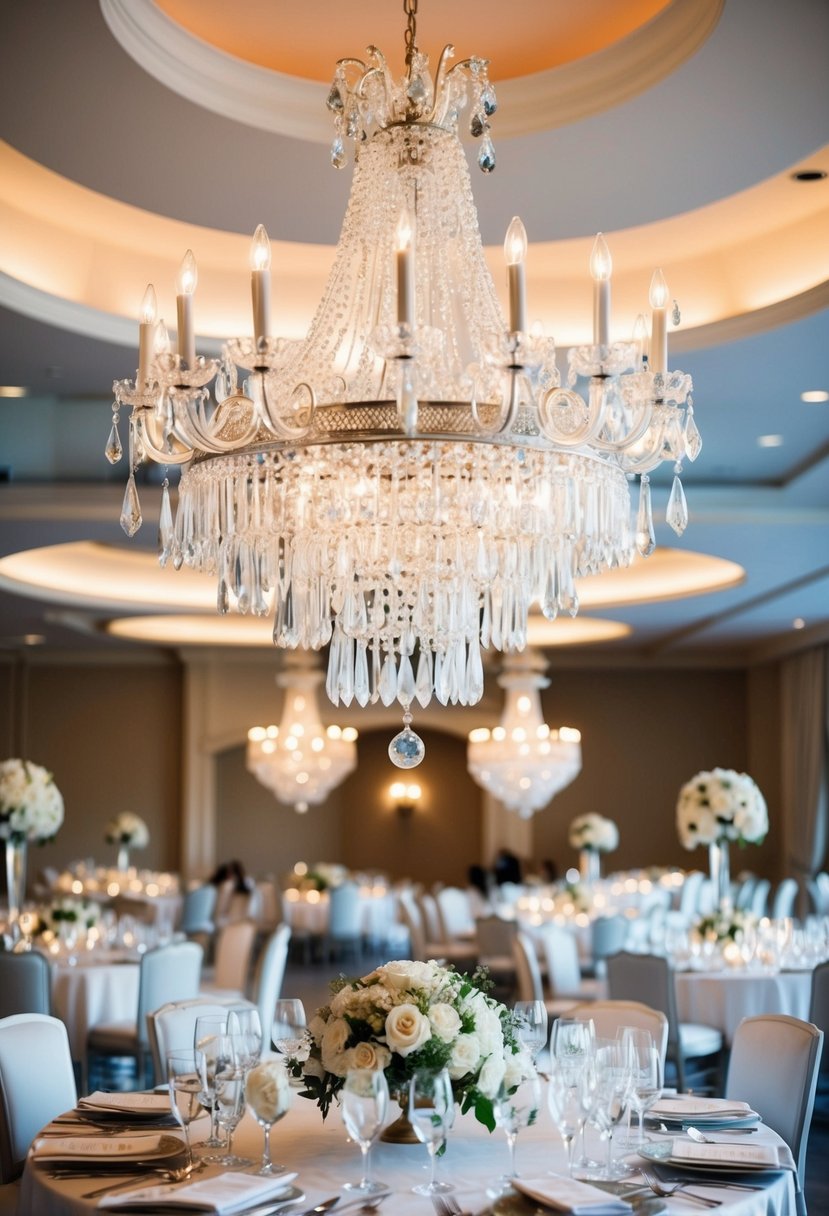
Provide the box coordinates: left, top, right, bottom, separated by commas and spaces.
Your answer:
379, 1111, 419, 1145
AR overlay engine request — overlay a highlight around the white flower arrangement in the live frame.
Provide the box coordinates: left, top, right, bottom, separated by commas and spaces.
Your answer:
297, 959, 532, 1130
105, 811, 150, 849
306, 862, 348, 891
568, 813, 619, 854
0, 758, 64, 844
42, 896, 101, 933
676, 768, 768, 850
693, 906, 757, 944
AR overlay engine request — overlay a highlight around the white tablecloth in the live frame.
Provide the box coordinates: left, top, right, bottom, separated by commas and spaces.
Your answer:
19, 1084, 798, 1216
51, 958, 140, 1062
675, 969, 813, 1044
282, 891, 396, 940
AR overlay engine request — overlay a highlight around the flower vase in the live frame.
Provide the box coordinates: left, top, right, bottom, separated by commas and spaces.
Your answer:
708, 839, 732, 911
117, 845, 130, 871
579, 848, 601, 883
379, 1091, 420, 1144
5, 837, 27, 927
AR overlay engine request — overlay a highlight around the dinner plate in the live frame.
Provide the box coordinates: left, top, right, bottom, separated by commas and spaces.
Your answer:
639, 1141, 788, 1173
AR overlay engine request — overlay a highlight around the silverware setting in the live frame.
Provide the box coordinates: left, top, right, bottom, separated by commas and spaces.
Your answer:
638, 1168, 722, 1208
432, 1192, 473, 1216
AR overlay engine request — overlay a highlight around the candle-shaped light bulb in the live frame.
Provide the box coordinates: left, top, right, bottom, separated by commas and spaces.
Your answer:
649, 268, 669, 374
137, 284, 157, 386
504, 216, 527, 334
632, 312, 648, 366
249, 224, 272, 350
154, 320, 171, 356
395, 208, 415, 328
590, 232, 612, 346
175, 249, 197, 368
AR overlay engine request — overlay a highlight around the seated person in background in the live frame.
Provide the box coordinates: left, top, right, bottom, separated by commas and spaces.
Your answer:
539, 858, 558, 884
493, 848, 522, 886
468, 863, 490, 896
209, 859, 251, 893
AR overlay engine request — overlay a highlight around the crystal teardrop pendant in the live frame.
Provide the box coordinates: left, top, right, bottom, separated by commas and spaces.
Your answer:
330, 136, 346, 169
119, 476, 142, 537
477, 133, 496, 173
635, 474, 656, 557
105, 419, 122, 465
158, 479, 174, 566
388, 712, 425, 769
666, 473, 689, 536
379, 653, 398, 706
683, 405, 703, 461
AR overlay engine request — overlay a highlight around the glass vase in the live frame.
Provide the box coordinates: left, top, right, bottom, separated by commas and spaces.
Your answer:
117, 845, 130, 871
579, 849, 601, 883
708, 839, 731, 911
5, 837, 28, 927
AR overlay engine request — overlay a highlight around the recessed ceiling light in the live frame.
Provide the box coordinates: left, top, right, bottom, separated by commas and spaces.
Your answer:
801, 390, 829, 403
22, 633, 45, 645
792, 618, 806, 630
757, 434, 783, 447
791, 169, 827, 182
0, 386, 28, 398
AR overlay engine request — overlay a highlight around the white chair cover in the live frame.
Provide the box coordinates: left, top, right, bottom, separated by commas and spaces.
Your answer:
0, 952, 51, 1019
254, 924, 291, 1041
0, 1013, 77, 1182
147, 995, 256, 1088
204, 920, 257, 994
772, 877, 799, 920
435, 887, 476, 941
567, 999, 669, 1067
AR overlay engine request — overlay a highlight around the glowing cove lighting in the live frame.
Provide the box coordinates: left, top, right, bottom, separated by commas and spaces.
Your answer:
107, 3, 699, 767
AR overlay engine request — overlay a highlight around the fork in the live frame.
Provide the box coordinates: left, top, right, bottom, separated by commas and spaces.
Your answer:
639, 1168, 722, 1208
432, 1195, 471, 1216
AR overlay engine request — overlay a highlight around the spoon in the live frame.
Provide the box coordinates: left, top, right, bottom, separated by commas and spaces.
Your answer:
687, 1125, 757, 1144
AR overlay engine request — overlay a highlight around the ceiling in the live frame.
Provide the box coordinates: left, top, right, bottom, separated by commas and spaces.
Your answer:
0, 0, 828, 669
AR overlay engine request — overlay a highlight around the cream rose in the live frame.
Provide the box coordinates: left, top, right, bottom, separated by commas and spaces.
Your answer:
344, 1040, 391, 1073
380, 960, 439, 992
320, 1016, 352, 1075
383, 1003, 432, 1057
245, 1059, 292, 1122
448, 1032, 481, 1079
428, 1002, 462, 1043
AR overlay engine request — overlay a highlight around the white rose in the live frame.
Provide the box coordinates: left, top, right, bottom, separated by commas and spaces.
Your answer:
448, 1033, 481, 1079
308, 1013, 328, 1045
245, 1059, 292, 1122
343, 1040, 391, 1073
428, 1003, 461, 1043
477, 1052, 507, 1099
381, 960, 438, 992
383, 1003, 432, 1057
321, 1017, 352, 1075
503, 1045, 531, 1090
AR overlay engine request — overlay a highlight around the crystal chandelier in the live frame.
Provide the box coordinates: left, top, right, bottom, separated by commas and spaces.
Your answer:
467, 651, 581, 819
246, 662, 358, 813
107, 1, 700, 768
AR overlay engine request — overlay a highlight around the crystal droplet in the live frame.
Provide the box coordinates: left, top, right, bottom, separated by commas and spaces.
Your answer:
666, 473, 689, 536
415, 650, 433, 708
379, 653, 398, 707
158, 479, 174, 556
396, 653, 416, 706
671, 299, 681, 326
407, 75, 427, 105
397, 374, 418, 436
465, 643, 484, 705
635, 475, 656, 557
326, 634, 340, 706
470, 112, 486, 138
477, 134, 496, 173
330, 136, 346, 169
105, 421, 123, 465
326, 83, 344, 113
481, 85, 497, 116
354, 641, 370, 707
217, 577, 229, 615
388, 725, 425, 769
119, 476, 142, 537
683, 406, 702, 462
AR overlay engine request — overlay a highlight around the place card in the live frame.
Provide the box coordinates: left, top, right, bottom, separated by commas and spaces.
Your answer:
32, 1134, 167, 1161
651, 1097, 753, 1118
78, 1091, 172, 1114
513, 1174, 632, 1214
671, 1139, 782, 1168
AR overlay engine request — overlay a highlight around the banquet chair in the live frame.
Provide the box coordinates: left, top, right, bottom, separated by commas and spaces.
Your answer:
435, 886, 476, 942
180, 883, 218, 944
538, 923, 605, 1003
0, 1013, 77, 1184
87, 939, 203, 1089
201, 919, 257, 996
512, 931, 578, 1020
147, 994, 258, 1086
749, 877, 771, 917
416, 892, 444, 944
567, 999, 669, 1068
725, 1014, 823, 1204
325, 881, 362, 963
809, 960, 829, 1104
606, 950, 722, 1092
734, 875, 758, 910
397, 891, 476, 967
476, 914, 518, 993
253, 924, 291, 1042
590, 915, 628, 978
0, 951, 51, 1018
678, 871, 706, 920
771, 877, 799, 920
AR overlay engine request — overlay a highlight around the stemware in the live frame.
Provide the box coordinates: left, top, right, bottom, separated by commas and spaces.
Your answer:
228, 1006, 263, 1071
167, 1050, 203, 1171
513, 1001, 548, 1066
550, 1017, 593, 1075
489, 1070, 542, 1196
207, 1032, 252, 1168
546, 1063, 588, 1176
619, 1027, 662, 1148
581, 1038, 633, 1181
340, 1068, 390, 1194
272, 999, 308, 1062
408, 1068, 454, 1196
245, 1058, 293, 1176
193, 1014, 227, 1153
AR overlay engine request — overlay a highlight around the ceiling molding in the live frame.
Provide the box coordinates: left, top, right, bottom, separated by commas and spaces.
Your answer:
101, 0, 723, 143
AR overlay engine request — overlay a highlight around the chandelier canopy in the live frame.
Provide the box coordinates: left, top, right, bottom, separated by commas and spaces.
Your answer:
467, 652, 582, 819
109, 1, 700, 767
246, 662, 358, 813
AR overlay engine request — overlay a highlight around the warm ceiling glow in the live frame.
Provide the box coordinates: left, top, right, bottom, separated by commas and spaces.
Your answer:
525, 617, 631, 647
757, 434, 784, 447
0, 385, 28, 397
801, 389, 829, 403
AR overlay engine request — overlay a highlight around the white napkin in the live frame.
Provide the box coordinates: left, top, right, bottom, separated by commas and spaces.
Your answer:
98, 1171, 298, 1213
513, 1174, 632, 1214
670, 1139, 784, 1168
650, 1097, 754, 1118
32, 1134, 167, 1161
78, 1092, 172, 1116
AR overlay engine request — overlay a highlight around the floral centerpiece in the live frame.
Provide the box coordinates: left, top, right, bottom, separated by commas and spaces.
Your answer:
569, 813, 618, 882
0, 758, 64, 926
693, 906, 756, 945
105, 811, 149, 870
42, 896, 101, 935
676, 768, 768, 909
296, 959, 532, 1135
305, 862, 348, 891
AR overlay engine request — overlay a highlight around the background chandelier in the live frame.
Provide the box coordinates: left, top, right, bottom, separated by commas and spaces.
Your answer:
246, 661, 358, 814
467, 651, 582, 819
108, 1, 700, 768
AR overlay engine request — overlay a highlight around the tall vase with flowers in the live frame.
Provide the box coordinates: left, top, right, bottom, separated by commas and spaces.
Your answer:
0, 758, 64, 935
568, 813, 619, 882
676, 768, 768, 911
105, 811, 150, 871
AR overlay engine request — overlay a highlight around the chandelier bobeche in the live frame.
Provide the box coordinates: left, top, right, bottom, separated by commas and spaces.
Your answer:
108, 5, 700, 768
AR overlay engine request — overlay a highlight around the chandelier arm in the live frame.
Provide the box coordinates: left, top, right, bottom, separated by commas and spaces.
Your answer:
470, 366, 523, 436
167, 388, 262, 454
260, 376, 316, 439
590, 396, 656, 454
424, 45, 457, 124
536, 385, 607, 448
134, 409, 194, 465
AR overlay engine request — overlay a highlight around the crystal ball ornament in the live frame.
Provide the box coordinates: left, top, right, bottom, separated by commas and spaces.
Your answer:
389, 716, 425, 769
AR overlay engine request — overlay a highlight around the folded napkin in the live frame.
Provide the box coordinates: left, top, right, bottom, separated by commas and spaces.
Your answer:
98, 1170, 299, 1213
32, 1134, 168, 1161
79, 1092, 173, 1116
650, 1097, 754, 1119
670, 1139, 787, 1169
512, 1175, 632, 1215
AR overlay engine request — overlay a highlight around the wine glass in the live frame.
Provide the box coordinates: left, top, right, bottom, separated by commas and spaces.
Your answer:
272, 999, 308, 1064
245, 1058, 293, 1175
228, 1006, 263, 1071
167, 1050, 203, 1171
546, 1063, 588, 1176
513, 1001, 548, 1066
489, 1070, 542, 1196
193, 1014, 227, 1153
584, 1039, 633, 1180
340, 1068, 389, 1194
551, 1017, 593, 1075
619, 1027, 662, 1148
408, 1068, 454, 1196
205, 1032, 252, 1168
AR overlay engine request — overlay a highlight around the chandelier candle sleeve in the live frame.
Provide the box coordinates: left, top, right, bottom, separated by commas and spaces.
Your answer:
649, 269, 668, 374
176, 249, 197, 368
250, 225, 272, 349
137, 284, 157, 387
590, 233, 612, 347
504, 217, 528, 334
395, 209, 415, 328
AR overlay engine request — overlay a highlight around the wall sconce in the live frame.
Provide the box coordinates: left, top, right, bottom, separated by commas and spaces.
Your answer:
390, 781, 421, 819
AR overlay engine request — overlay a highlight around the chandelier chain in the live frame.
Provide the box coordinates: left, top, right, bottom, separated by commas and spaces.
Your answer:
403, 0, 418, 68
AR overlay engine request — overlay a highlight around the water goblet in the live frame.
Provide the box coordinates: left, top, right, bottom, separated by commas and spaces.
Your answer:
206, 1033, 252, 1168
228, 1006, 263, 1071
489, 1070, 542, 1196
272, 999, 308, 1064
340, 1068, 389, 1194
245, 1057, 293, 1175
547, 1063, 588, 1176
514, 1001, 548, 1066
193, 1014, 227, 1153
408, 1068, 454, 1196
618, 1027, 662, 1148
167, 1050, 203, 1171
583, 1038, 633, 1181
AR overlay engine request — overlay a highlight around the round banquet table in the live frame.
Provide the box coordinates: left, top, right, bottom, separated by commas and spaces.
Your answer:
282, 890, 397, 940
19, 1086, 798, 1216
50, 956, 140, 1068
674, 968, 813, 1044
